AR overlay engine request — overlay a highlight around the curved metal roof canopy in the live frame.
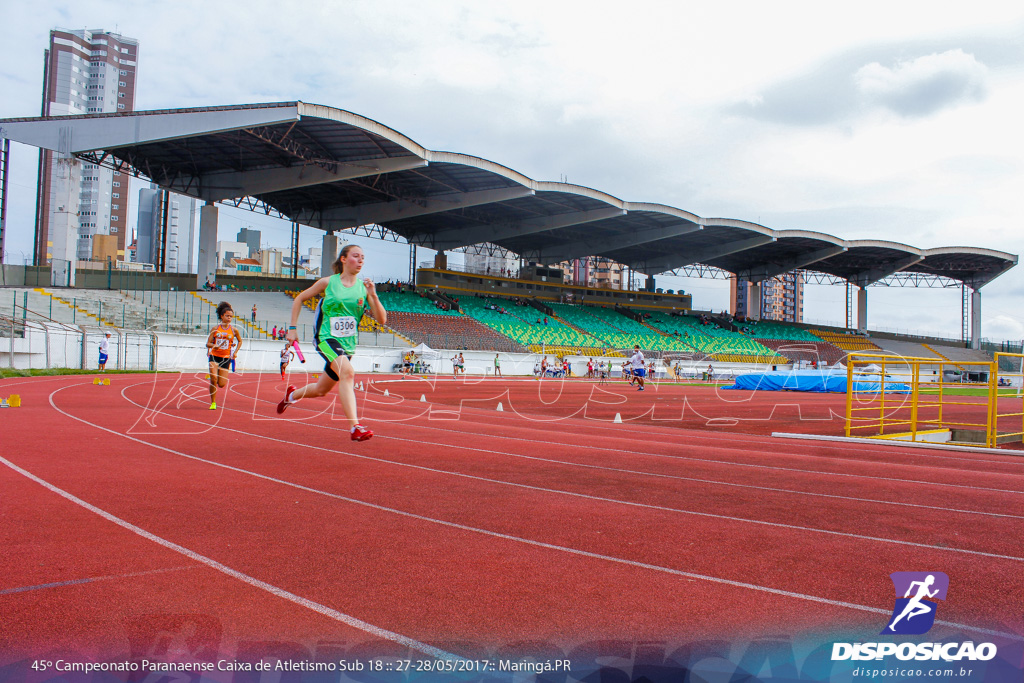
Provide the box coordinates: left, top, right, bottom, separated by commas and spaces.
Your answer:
0, 101, 1015, 288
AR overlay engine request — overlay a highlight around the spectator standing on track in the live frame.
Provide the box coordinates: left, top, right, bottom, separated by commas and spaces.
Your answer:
494, 354, 502, 377
629, 345, 647, 391
251, 304, 257, 322
277, 245, 385, 442
707, 363, 714, 383
587, 358, 594, 378
98, 331, 111, 372
206, 302, 242, 410
540, 356, 548, 377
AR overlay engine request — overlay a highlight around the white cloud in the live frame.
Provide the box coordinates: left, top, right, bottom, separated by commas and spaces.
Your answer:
854, 49, 989, 116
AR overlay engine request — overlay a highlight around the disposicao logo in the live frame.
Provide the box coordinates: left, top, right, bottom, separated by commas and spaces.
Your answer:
883, 571, 948, 635
831, 572, 998, 662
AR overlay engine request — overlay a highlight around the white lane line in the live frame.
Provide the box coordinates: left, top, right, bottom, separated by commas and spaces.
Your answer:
225, 377, 1024, 495
25, 387, 1023, 644
1, 565, 199, 595
0, 456, 461, 662
109, 381, 1024, 561
343, 377, 1024, 468
221, 378, 1024, 505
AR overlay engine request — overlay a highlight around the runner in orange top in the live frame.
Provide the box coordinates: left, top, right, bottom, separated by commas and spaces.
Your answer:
206, 302, 242, 410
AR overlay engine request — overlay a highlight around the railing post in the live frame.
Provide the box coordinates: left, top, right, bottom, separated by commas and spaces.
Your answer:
910, 361, 920, 441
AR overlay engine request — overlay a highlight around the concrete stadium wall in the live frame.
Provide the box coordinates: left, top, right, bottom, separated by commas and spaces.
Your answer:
2, 323, 789, 382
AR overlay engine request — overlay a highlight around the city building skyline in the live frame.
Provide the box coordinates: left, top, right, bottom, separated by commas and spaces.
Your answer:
136, 184, 196, 274
731, 271, 805, 323
34, 28, 138, 268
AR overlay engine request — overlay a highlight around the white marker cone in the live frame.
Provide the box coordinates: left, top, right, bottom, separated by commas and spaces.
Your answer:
613, 413, 622, 423
496, 402, 504, 411
420, 394, 427, 402
384, 389, 389, 397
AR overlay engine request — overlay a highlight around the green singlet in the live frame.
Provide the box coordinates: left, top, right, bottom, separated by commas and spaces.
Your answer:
314, 274, 367, 360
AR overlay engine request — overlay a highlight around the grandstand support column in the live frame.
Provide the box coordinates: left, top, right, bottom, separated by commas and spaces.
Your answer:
409, 243, 417, 285
857, 287, 868, 332
971, 289, 982, 350
197, 202, 218, 288
0, 138, 9, 265
50, 153, 81, 286
321, 232, 340, 277
749, 282, 761, 319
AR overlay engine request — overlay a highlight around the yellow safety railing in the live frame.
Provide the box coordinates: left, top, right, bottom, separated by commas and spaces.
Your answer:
992, 353, 1024, 447
844, 352, 1024, 448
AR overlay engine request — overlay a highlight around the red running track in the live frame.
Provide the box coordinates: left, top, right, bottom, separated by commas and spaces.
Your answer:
1, 373, 1022, 665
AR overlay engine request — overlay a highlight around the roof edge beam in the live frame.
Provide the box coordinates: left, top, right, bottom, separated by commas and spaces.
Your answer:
423, 207, 626, 251
531, 221, 702, 264
0, 106, 301, 154
742, 245, 847, 283
193, 156, 427, 202
641, 235, 776, 274
853, 254, 923, 287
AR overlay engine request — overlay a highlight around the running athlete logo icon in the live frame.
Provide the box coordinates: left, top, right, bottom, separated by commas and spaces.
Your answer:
882, 572, 949, 635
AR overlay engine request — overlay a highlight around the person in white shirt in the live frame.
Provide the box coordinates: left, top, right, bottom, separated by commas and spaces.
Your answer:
98, 331, 111, 371
629, 345, 646, 391
280, 344, 295, 380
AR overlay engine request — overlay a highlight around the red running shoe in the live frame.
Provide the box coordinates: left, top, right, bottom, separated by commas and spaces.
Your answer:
350, 424, 374, 442
276, 385, 296, 414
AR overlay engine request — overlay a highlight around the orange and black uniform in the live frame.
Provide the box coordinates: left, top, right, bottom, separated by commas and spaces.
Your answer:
209, 325, 239, 369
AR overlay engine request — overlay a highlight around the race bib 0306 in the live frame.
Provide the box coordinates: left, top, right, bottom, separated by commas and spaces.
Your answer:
330, 316, 357, 337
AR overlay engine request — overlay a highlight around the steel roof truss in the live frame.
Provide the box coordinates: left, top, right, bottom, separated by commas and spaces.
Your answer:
294, 186, 534, 231
424, 207, 626, 251
198, 156, 427, 202
640, 235, 776, 273
531, 220, 702, 264
850, 254, 923, 287
741, 245, 847, 283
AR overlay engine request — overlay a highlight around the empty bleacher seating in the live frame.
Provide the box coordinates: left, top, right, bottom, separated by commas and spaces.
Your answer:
460, 296, 607, 351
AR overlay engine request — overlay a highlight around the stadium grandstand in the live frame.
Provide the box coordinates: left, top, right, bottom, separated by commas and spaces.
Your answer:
0, 101, 1019, 377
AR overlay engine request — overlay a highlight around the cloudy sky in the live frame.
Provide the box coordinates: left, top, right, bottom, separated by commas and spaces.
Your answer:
2, 1, 1022, 341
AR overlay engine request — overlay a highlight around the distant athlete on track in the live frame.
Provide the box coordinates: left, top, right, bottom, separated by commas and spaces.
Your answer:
277, 245, 386, 442
206, 302, 242, 410
629, 345, 646, 391
279, 343, 295, 380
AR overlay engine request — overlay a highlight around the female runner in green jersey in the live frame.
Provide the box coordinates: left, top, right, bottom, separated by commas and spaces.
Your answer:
278, 244, 386, 441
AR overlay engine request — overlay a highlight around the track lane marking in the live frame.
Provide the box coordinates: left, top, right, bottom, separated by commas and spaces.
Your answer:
1, 565, 199, 595
0, 450, 464, 662
106, 380, 1024, 560
21, 385, 1023, 643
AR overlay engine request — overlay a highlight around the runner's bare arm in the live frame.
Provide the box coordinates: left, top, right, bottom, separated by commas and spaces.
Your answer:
287, 277, 330, 342
363, 278, 387, 326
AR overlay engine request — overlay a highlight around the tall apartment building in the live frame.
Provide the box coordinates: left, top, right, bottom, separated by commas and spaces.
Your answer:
137, 184, 196, 274
237, 228, 261, 259
560, 257, 625, 289
33, 29, 139, 267
731, 271, 804, 322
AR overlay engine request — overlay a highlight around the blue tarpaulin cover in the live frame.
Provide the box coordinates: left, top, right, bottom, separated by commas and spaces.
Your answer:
723, 369, 911, 393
